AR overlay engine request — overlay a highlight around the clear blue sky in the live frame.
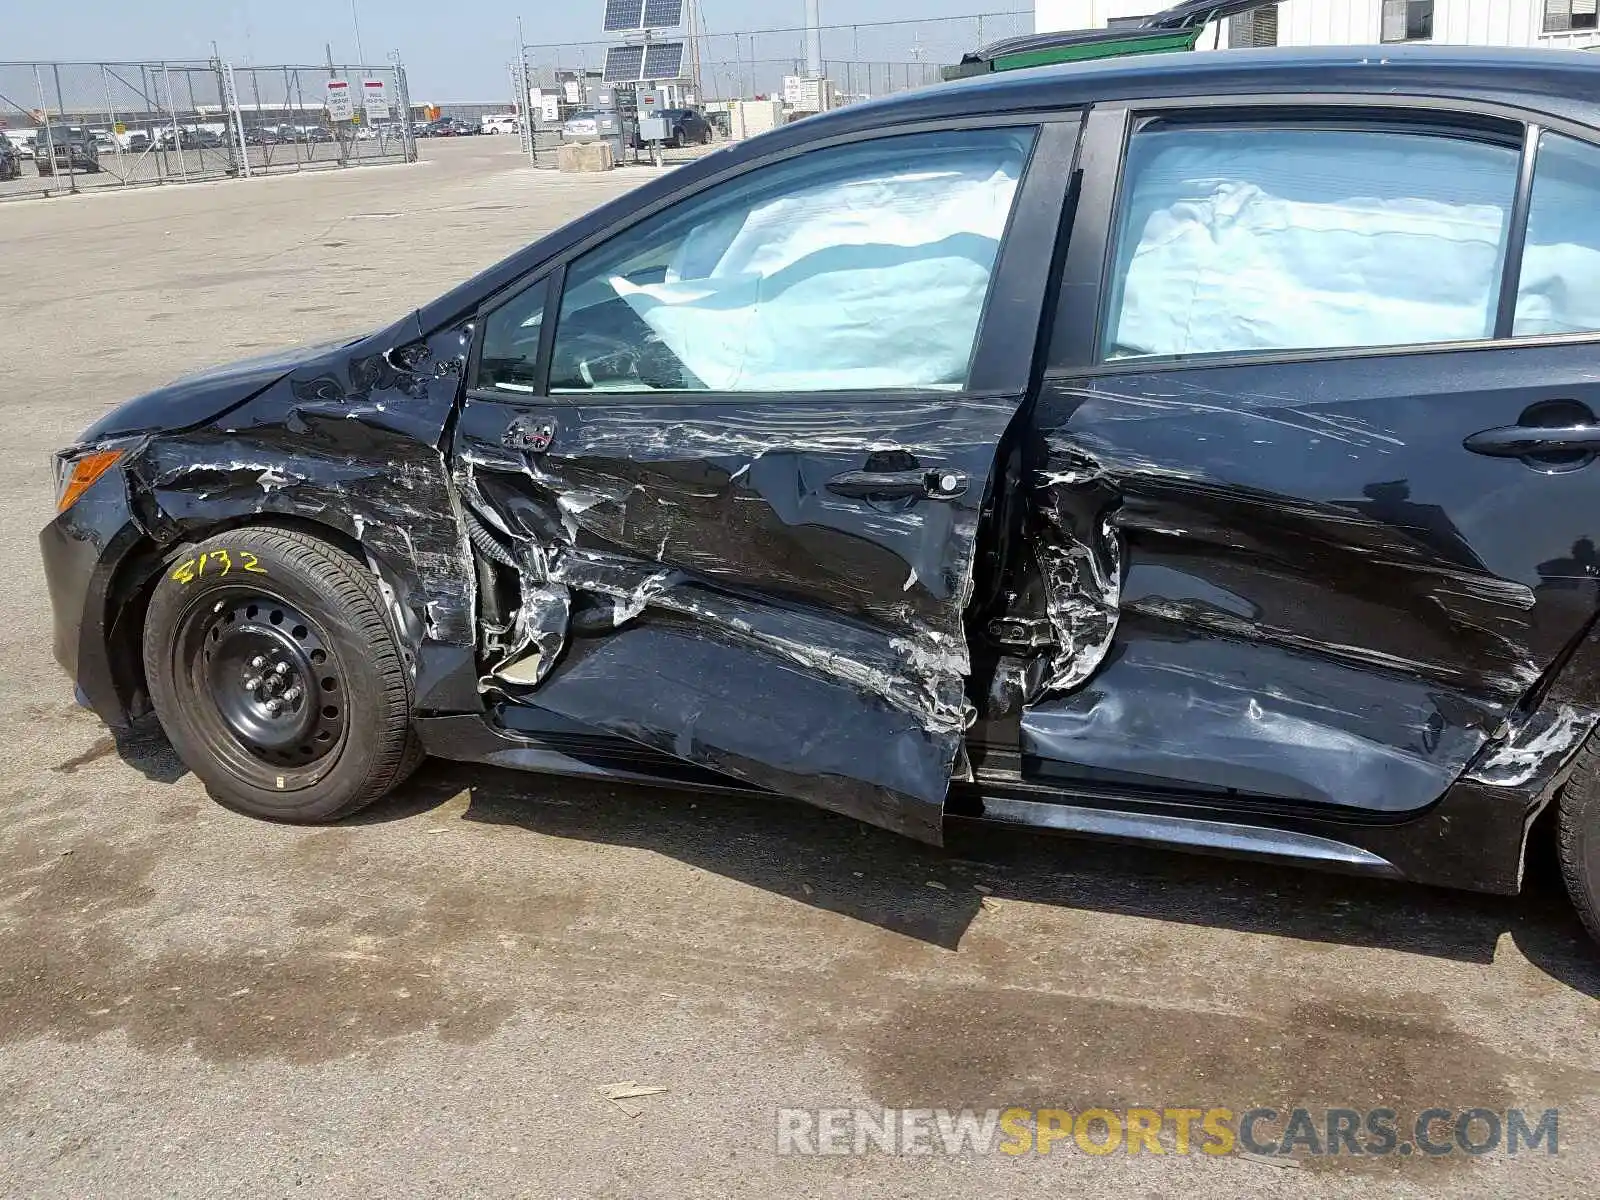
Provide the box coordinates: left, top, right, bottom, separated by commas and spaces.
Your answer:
6, 0, 1035, 100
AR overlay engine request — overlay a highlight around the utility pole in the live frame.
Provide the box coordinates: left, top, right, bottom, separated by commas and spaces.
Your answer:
687, 0, 704, 101
517, 14, 536, 166
352, 0, 367, 64
804, 0, 822, 78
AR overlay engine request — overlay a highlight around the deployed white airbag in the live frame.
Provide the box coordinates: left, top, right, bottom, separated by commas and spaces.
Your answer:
1516, 132, 1600, 337
604, 154, 1022, 391
1108, 128, 1520, 358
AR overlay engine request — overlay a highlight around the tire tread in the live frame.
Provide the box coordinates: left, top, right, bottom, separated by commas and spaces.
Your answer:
142, 525, 422, 822
1559, 735, 1600, 946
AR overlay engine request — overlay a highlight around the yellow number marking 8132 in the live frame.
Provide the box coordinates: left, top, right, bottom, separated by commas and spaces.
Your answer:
170, 548, 268, 584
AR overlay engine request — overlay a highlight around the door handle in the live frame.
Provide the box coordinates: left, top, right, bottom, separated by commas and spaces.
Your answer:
1464, 423, 1600, 457
826, 468, 969, 502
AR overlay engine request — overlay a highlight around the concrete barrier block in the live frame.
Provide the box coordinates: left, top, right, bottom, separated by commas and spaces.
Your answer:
557, 141, 614, 173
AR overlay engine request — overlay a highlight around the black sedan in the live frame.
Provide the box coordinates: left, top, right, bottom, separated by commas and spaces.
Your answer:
39, 44, 1600, 949
635, 107, 712, 148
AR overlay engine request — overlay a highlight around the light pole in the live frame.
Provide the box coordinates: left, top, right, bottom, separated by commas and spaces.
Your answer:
804, 0, 822, 78
352, 0, 367, 64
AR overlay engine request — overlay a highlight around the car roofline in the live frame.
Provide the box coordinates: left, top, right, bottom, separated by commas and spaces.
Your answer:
417, 44, 1600, 334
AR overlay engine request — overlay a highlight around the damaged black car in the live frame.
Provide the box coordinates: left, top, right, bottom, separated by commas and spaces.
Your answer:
41, 44, 1600, 947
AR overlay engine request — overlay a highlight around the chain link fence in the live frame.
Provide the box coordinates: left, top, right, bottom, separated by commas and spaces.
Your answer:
519, 12, 1031, 169
525, 12, 1033, 105
0, 59, 415, 202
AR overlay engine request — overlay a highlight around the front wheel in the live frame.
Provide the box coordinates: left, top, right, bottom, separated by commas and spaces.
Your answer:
142, 526, 422, 822
1559, 735, 1600, 947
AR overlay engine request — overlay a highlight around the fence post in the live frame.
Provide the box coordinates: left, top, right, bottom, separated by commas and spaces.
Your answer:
141, 64, 164, 182
284, 67, 303, 170
162, 63, 188, 182
33, 66, 54, 195
99, 64, 122, 187
51, 63, 77, 195
213, 56, 237, 176
395, 61, 416, 163
248, 68, 269, 170
326, 51, 348, 168
224, 60, 251, 177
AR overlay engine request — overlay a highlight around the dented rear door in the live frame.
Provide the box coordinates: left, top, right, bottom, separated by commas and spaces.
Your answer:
451, 119, 1079, 842
1019, 102, 1600, 815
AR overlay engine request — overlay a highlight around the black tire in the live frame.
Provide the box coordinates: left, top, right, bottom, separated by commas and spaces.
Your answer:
1559, 735, 1600, 945
142, 526, 423, 822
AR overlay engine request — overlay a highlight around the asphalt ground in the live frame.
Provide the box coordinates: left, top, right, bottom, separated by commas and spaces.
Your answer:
1, 135, 1597, 1198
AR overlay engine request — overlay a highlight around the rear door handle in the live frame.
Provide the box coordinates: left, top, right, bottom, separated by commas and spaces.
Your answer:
1464, 423, 1600, 457
826, 468, 969, 502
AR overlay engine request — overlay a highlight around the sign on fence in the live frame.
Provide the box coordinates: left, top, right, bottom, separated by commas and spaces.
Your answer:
325, 79, 354, 121
529, 88, 560, 123
361, 78, 390, 120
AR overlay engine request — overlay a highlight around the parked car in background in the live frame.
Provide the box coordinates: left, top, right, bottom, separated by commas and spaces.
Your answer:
481, 113, 520, 134
562, 110, 601, 141
0, 138, 20, 181
634, 107, 711, 148
157, 127, 226, 151
420, 117, 476, 138
1, 130, 35, 160
124, 131, 151, 154
34, 127, 99, 174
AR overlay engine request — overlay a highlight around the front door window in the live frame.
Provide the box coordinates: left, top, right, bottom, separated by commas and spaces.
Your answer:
545, 128, 1036, 394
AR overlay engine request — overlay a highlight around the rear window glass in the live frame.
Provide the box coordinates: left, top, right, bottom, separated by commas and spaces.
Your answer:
1515, 132, 1600, 337
1103, 124, 1520, 360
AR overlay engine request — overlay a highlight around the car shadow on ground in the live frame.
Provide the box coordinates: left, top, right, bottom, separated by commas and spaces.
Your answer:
102, 714, 189, 784
357, 757, 1600, 999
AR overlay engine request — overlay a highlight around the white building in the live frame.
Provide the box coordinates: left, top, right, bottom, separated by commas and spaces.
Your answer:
1035, 1, 1600, 52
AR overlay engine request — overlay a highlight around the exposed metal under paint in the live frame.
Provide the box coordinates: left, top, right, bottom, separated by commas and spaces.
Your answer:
1466, 704, 1599, 788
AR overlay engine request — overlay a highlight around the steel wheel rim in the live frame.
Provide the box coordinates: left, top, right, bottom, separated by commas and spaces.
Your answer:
174, 586, 350, 778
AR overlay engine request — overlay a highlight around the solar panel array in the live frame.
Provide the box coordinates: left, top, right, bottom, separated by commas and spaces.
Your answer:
602, 44, 646, 82
641, 0, 685, 28
602, 0, 681, 31
601, 0, 646, 32
600, 0, 687, 84
641, 41, 685, 81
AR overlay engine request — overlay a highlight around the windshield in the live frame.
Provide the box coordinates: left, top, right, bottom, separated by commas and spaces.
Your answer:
568, 111, 597, 122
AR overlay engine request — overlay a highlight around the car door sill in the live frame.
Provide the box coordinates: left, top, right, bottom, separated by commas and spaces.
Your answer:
417, 713, 1406, 878
415, 713, 762, 797
953, 794, 1405, 880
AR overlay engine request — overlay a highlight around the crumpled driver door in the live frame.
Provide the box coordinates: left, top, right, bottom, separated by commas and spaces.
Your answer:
452, 118, 1076, 842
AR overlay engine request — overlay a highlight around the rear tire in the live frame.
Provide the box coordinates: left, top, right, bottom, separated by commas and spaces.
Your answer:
142, 526, 423, 822
1559, 734, 1600, 946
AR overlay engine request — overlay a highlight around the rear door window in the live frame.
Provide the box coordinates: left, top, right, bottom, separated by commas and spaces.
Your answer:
1515, 131, 1600, 337
1102, 123, 1521, 360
